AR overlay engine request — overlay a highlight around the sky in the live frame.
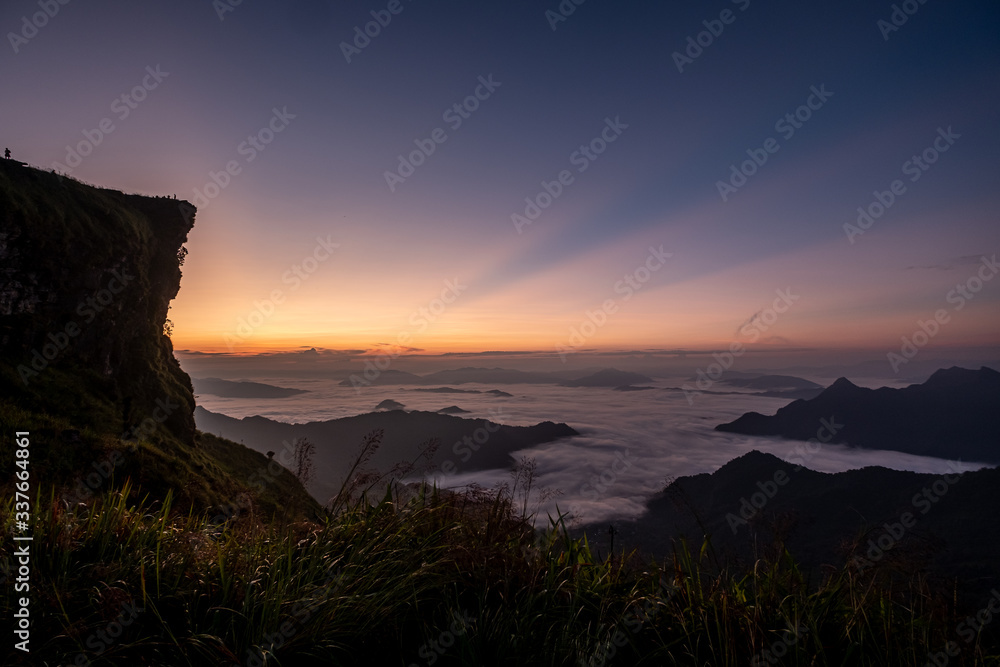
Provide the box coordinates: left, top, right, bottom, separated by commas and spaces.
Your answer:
3, 0, 999, 360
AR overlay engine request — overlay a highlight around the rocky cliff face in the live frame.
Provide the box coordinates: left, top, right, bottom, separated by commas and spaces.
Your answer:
0, 162, 321, 517
0, 160, 196, 445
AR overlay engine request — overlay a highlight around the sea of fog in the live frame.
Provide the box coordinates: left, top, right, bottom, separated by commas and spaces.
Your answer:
192, 375, 990, 526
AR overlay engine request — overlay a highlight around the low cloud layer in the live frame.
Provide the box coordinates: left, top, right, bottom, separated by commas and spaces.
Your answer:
190, 370, 992, 526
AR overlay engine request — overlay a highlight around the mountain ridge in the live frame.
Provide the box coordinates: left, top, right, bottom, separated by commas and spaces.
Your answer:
715, 366, 1000, 463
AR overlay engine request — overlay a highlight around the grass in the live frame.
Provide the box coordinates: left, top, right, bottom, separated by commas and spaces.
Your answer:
0, 398, 321, 520
3, 470, 999, 666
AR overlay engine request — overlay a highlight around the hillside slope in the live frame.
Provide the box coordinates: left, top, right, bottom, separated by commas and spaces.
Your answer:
589, 451, 1000, 598
195, 406, 579, 504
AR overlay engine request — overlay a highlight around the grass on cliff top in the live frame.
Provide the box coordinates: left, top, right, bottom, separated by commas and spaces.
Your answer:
0, 162, 154, 278
0, 396, 321, 521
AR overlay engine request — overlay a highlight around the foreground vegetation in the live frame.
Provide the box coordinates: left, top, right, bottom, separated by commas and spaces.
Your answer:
3, 474, 999, 667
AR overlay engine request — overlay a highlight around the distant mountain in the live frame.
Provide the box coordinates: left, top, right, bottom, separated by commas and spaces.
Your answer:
340, 366, 654, 388
412, 387, 514, 398
717, 374, 822, 391
591, 451, 1000, 598
375, 399, 405, 411
777, 359, 1000, 383
663, 386, 822, 400
421, 367, 557, 385
339, 367, 557, 386
562, 369, 654, 387
716, 367, 1000, 463
414, 387, 479, 394
337, 369, 424, 386
437, 406, 470, 414
754, 388, 824, 400
192, 377, 309, 399
195, 407, 579, 504
614, 385, 656, 392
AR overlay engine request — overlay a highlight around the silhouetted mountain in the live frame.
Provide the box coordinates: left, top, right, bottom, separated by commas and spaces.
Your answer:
337, 369, 423, 386
715, 367, 1000, 463
339, 366, 652, 388
195, 407, 579, 504
718, 374, 822, 391
412, 386, 514, 398
437, 406, 470, 414
339, 367, 558, 386
422, 367, 557, 385
375, 399, 405, 411
414, 387, 479, 394
192, 377, 309, 399
614, 385, 656, 392
777, 359, 1000, 383
662, 386, 822, 400
589, 451, 1000, 598
562, 369, 654, 387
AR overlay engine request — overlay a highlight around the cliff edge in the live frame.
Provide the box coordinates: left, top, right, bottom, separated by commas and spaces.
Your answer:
0, 161, 317, 517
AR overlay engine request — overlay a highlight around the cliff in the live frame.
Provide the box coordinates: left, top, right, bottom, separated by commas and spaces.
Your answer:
0, 160, 197, 440
0, 161, 318, 517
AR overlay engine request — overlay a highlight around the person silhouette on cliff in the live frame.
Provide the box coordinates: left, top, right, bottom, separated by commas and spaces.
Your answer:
4, 148, 10, 159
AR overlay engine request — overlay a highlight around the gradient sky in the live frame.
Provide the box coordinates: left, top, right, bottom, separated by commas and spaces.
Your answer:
4, 0, 998, 356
